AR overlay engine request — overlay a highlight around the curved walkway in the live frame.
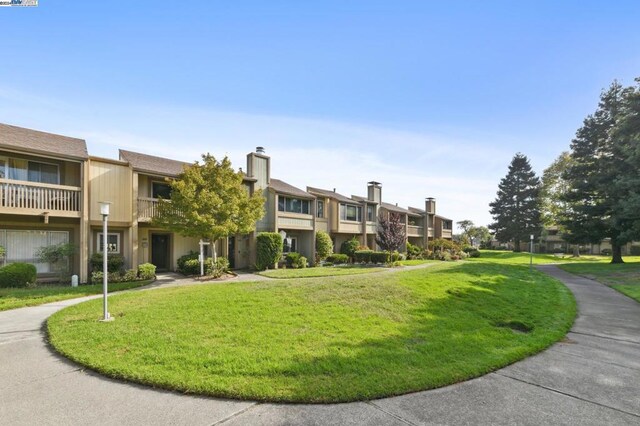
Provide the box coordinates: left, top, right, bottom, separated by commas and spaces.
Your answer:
1, 266, 639, 425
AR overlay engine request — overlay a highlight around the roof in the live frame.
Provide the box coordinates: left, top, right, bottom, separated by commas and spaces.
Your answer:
307, 186, 354, 204
380, 202, 412, 215
351, 195, 377, 204
270, 178, 315, 199
119, 149, 191, 177
407, 206, 426, 216
0, 123, 88, 160
435, 214, 453, 222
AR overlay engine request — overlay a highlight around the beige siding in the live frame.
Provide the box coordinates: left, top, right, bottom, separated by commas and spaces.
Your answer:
89, 159, 132, 223
278, 212, 313, 230
339, 221, 360, 233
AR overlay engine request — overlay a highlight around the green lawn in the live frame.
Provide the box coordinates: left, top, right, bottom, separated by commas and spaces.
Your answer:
0, 281, 152, 312
476, 250, 614, 265
258, 265, 386, 279
559, 259, 640, 303
398, 259, 437, 266
48, 260, 575, 403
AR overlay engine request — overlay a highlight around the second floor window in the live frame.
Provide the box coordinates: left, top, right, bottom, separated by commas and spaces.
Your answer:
317, 200, 324, 218
152, 182, 172, 199
2, 157, 59, 184
278, 196, 310, 214
443, 221, 452, 230
340, 204, 362, 222
367, 205, 374, 222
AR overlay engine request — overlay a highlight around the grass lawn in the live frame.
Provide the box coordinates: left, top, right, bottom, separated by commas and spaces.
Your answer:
0, 281, 152, 312
258, 265, 386, 279
48, 259, 575, 403
398, 259, 437, 266
477, 250, 614, 265
559, 259, 640, 303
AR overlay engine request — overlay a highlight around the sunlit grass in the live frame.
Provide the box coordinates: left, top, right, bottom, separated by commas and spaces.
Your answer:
48, 261, 575, 403
258, 265, 385, 279
560, 260, 640, 303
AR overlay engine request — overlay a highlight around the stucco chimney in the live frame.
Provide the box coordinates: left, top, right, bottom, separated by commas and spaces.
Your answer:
367, 181, 382, 204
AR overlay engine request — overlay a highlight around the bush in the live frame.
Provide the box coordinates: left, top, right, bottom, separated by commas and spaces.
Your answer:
467, 249, 481, 258
315, 231, 333, 262
137, 263, 156, 280
285, 252, 301, 268
340, 237, 360, 261
390, 251, 405, 262
122, 269, 138, 282
406, 242, 423, 260
256, 232, 283, 270
295, 256, 308, 269
177, 251, 199, 274
323, 262, 333, 267
0, 263, 37, 288
90, 252, 125, 273
205, 257, 229, 278
0, 245, 5, 259
326, 253, 349, 264
354, 250, 374, 263
180, 258, 202, 276
371, 251, 390, 264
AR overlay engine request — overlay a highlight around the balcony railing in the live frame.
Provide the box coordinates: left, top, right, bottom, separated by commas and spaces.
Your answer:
138, 197, 159, 221
0, 179, 81, 217
407, 225, 423, 237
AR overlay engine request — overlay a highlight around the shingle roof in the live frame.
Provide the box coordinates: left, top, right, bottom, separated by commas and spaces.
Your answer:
307, 186, 354, 204
270, 179, 315, 199
408, 206, 426, 216
0, 123, 88, 160
351, 195, 377, 204
380, 202, 412, 215
119, 149, 191, 177
435, 214, 453, 221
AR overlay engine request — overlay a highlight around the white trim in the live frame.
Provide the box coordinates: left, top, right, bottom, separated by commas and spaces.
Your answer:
97, 232, 121, 254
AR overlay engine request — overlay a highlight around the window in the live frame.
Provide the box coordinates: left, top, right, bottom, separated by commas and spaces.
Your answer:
317, 200, 324, 218
0, 230, 69, 273
283, 237, 297, 253
443, 221, 452, 230
367, 205, 374, 222
278, 196, 310, 214
340, 204, 362, 222
152, 182, 172, 199
97, 233, 121, 253
5, 158, 59, 184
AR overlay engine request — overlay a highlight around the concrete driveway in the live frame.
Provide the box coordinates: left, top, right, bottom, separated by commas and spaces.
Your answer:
0, 266, 639, 425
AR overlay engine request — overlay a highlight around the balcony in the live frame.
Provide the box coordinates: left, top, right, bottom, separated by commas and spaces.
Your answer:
138, 197, 159, 222
0, 179, 81, 217
407, 225, 423, 237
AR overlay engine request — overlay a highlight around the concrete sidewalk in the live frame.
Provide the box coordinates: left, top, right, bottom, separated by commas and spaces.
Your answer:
1, 265, 639, 425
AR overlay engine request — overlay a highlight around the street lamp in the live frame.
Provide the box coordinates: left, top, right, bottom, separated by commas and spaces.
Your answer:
529, 234, 534, 270
99, 201, 113, 322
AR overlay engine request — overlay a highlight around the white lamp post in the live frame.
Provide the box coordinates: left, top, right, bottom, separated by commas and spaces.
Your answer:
529, 234, 534, 270
99, 201, 113, 322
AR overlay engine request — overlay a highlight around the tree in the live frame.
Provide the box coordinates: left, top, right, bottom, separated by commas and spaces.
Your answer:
468, 226, 492, 248
376, 212, 406, 252
154, 154, 265, 260
315, 231, 333, 263
539, 152, 581, 256
561, 81, 640, 263
35, 243, 76, 283
489, 153, 542, 252
456, 220, 474, 237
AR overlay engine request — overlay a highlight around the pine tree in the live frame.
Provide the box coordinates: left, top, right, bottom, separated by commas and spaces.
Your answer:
376, 212, 406, 252
489, 153, 541, 251
561, 81, 638, 263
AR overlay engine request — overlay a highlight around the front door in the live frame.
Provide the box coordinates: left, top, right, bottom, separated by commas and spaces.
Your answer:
227, 236, 235, 269
151, 234, 170, 271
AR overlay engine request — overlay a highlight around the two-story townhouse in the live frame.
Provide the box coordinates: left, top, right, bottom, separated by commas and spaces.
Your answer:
0, 124, 90, 282
434, 215, 453, 240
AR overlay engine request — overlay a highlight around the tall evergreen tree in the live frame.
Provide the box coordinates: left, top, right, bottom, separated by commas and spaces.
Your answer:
561, 81, 638, 263
489, 153, 541, 252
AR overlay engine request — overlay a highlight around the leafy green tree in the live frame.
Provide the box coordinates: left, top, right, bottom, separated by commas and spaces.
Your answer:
154, 154, 265, 260
468, 226, 492, 248
315, 231, 333, 263
562, 81, 639, 263
456, 220, 474, 236
489, 153, 542, 252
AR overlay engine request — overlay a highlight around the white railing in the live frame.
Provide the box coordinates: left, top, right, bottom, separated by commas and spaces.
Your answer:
0, 179, 81, 214
138, 197, 159, 221
407, 225, 423, 237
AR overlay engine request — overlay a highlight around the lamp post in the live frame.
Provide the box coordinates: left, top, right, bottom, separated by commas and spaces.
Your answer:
529, 234, 534, 270
99, 201, 113, 322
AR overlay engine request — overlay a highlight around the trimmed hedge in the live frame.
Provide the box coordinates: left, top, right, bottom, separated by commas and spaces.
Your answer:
326, 253, 349, 264
315, 231, 333, 262
340, 237, 360, 261
285, 252, 307, 269
0, 262, 37, 288
256, 232, 283, 271
354, 250, 374, 263
90, 253, 125, 273
138, 263, 156, 280
177, 252, 199, 274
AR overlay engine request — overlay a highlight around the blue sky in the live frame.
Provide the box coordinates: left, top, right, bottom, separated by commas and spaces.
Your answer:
2, 1, 639, 228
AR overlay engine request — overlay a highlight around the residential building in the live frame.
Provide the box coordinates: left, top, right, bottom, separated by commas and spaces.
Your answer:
0, 123, 455, 281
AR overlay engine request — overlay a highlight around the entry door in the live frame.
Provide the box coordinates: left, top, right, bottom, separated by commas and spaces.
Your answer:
151, 234, 170, 271
227, 236, 235, 269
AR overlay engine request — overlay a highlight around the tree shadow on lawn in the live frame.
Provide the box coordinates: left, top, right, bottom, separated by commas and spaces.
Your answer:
238, 262, 575, 403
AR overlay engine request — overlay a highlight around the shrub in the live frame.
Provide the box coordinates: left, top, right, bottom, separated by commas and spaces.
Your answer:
0, 245, 5, 259
371, 251, 390, 264
390, 251, 405, 262
315, 231, 333, 262
177, 251, 199, 274
90, 253, 125, 273
467, 249, 481, 258
354, 250, 374, 263
326, 253, 349, 264
137, 263, 156, 280
122, 269, 138, 282
0, 263, 37, 288
180, 258, 202, 276
295, 256, 308, 269
285, 252, 301, 268
323, 261, 333, 267
406, 242, 423, 260
91, 271, 103, 284
256, 232, 283, 270
340, 237, 360, 262
205, 256, 229, 278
